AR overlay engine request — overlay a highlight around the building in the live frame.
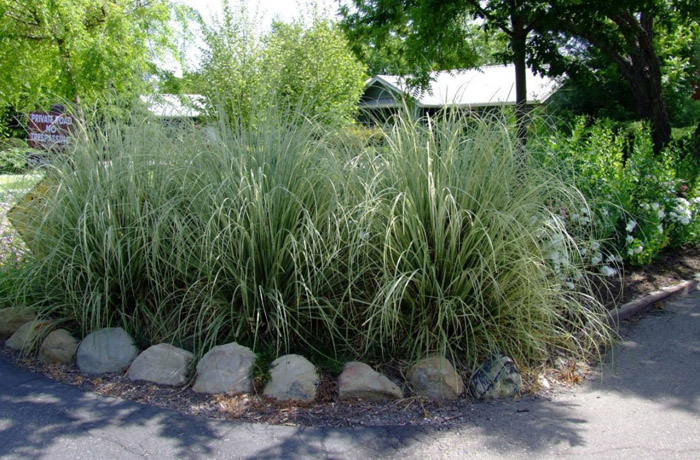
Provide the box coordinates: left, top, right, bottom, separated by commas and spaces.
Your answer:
140, 94, 206, 121
359, 64, 560, 123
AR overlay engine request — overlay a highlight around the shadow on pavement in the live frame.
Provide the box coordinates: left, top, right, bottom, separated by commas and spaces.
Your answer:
0, 355, 591, 459
589, 289, 700, 415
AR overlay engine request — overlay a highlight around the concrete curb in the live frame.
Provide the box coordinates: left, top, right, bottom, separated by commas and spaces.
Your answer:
606, 274, 700, 327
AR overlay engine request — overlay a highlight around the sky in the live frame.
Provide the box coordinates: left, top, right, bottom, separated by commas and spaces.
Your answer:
167, 0, 345, 74
179, 0, 343, 26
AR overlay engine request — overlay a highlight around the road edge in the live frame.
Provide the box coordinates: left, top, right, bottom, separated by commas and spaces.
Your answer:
606, 274, 700, 327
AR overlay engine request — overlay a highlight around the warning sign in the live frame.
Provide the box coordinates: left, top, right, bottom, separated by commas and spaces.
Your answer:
27, 109, 74, 150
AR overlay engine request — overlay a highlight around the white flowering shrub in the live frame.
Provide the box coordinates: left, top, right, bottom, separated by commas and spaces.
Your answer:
535, 118, 700, 267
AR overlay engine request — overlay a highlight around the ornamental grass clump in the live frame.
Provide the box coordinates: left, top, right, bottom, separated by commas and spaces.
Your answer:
346, 112, 612, 367
5, 106, 612, 368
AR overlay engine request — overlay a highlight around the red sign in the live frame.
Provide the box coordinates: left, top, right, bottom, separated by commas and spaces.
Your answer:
27, 110, 74, 150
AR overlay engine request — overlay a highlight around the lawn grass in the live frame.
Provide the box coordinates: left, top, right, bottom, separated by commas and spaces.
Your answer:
0, 174, 43, 196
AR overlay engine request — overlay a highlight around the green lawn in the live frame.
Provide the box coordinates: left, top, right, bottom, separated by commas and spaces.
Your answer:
0, 174, 43, 192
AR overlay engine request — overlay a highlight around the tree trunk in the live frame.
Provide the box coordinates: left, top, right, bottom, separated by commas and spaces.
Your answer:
631, 14, 671, 154
511, 17, 529, 146
611, 13, 671, 154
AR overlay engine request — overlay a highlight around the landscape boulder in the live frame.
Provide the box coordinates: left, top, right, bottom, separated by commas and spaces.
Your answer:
5, 320, 51, 352
407, 355, 464, 400
338, 361, 403, 401
264, 354, 319, 402
192, 342, 255, 394
0, 307, 36, 339
76, 328, 139, 375
128, 343, 194, 386
469, 354, 522, 400
39, 329, 79, 364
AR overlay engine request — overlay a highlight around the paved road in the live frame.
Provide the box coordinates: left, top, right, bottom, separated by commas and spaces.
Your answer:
1, 290, 699, 459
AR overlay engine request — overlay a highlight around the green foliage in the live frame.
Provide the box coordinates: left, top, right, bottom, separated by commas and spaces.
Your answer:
4, 106, 612, 368
263, 19, 367, 126
0, 147, 26, 174
198, 0, 265, 124
0, 0, 181, 110
535, 118, 700, 266
199, 1, 366, 127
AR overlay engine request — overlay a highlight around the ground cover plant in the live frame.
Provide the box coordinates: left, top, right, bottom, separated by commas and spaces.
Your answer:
1, 106, 613, 372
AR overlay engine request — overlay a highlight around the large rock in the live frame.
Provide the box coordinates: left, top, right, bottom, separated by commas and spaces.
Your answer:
5, 320, 51, 352
407, 355, 464, 400
128, 343, 193, 386
192, 342, 255, 394
338, 361, 403, 401
76, 328, 139, 375
469, 354, 523, 400
0, 307, 36, 339
264, 354, 319, 402
39, 329, 79, 364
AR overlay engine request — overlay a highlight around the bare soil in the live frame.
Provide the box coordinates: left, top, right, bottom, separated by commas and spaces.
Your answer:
2, 245, 699, 429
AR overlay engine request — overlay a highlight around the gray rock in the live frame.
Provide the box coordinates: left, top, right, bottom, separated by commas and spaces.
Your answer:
338, 361, 403, 401
192, 343, 255, 394
128, 343, 193, 386
6, 320, 51, 352
0, 307, 36, 339
39, 329, 79, 364
407, 355, 464, 400
469, 354, 523, 399
76, 328, 139, 375
264, 354, 319, 402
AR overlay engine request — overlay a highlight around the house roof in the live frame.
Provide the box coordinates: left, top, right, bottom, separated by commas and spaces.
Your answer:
141, 94, 206, 118
361, 65, 560, 109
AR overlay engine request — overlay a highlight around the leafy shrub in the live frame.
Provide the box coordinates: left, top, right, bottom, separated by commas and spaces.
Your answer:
0, 147, 26, 174
5, 108, 611, 368
535, 118, 700, 267
0, 138, 30, 174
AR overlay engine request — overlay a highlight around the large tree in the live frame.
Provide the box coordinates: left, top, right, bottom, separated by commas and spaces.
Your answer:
539, 0, 700, 153
199, 0, 366, 126
341, 1, 563, 142
0, 0, 178, 111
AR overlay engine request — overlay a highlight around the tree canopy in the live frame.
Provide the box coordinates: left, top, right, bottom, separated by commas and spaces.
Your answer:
198, 1, 366, 126
342, 0, 700, 152
0, 0, 179, 111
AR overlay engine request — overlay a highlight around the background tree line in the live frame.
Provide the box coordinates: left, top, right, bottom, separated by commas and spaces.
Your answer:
1, 0, 698, 156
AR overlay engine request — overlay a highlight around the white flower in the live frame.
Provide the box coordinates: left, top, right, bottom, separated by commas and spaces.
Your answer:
590, 241, 600, 251
601, 208, 609, 217
564, 282, 575, 290
626, 235, 634, 243
626, 220, 637, 233
657, 225, 663, 234
600, 266, 617, 277
657, 209, 666, 219
651, 202, 660, 211
591, 253, 603, 265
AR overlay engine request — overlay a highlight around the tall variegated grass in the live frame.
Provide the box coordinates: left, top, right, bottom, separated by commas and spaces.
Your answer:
4, 106, 612, 367
342, 113, 611, 366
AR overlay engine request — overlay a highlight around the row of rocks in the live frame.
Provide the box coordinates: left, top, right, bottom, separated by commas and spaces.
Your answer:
1, 307, 522, 401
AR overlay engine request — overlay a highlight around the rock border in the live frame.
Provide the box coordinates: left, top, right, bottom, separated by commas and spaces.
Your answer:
606, 274, 700, 327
